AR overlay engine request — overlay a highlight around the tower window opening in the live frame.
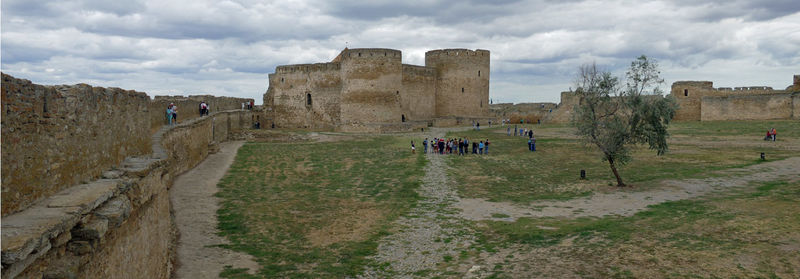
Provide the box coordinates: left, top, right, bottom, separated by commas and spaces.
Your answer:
281, 77, 284, 83
462, 87, 464, 93
478, 70, 481, 77
306, 93, 312, 106
684, 89, 688, 96
358, 53, 361, 57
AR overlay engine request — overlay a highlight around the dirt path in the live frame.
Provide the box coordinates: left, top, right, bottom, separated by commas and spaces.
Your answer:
170, 141, 259, 278
456, 157, 800, 221
360, 128, 476, 278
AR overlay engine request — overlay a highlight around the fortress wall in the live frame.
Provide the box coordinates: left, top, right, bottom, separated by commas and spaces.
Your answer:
1, 74, 254, 278
671, 81, 790, 121
425, 49, 490, 117
793, 94, 800, 120
546, 91, 580, 123
340, 49, 403, 124
1, 74, 151, 216
400, 65, 436, 121
700, 94, 794, 121
3, 109, 253, 279
266, 63, 342, 129
490, 102, 558, 124
149, 95, 253, 133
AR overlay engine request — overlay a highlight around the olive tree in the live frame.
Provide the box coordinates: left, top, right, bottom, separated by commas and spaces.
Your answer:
572, 55, 678, 186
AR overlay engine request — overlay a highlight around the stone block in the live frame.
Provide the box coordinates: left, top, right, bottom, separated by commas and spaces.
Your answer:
47, 180, 119, 214
67, 241, 93, 255
94, 196, 132, 227
51, 231, 72, 247
71, 218, 109, 240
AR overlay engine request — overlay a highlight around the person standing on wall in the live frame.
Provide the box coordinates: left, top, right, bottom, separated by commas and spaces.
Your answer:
166, 104, 173, 125
171, 103, 178, 124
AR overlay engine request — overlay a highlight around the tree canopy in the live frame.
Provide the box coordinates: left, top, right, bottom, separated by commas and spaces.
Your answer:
571, 55, 678, 186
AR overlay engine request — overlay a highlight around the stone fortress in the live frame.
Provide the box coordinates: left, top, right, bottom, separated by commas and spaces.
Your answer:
263, 48, 491, 132
491, 74, 800, 123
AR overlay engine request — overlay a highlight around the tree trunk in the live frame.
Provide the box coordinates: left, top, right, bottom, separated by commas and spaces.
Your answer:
607, 157, 626, 186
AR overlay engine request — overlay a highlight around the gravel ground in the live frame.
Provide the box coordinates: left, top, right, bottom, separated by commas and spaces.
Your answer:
359, 128, 476, 278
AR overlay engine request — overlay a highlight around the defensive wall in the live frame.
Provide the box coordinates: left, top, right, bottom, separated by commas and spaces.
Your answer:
502, 74, 799, 125
1, 74, 253, 278
671, 75, 800, 121
264, 48, 490, 131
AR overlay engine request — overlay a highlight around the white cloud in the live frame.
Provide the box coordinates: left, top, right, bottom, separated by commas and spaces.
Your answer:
2, 0, 799, 105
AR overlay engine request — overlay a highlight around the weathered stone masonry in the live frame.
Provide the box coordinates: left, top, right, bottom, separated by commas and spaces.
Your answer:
264, 48, 490, 131
1, 74, 254, 279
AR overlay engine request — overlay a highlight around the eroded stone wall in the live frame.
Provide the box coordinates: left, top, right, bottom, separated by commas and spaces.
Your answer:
670, 80, 791, 121
701, 94, 795, 121
400, 65, 436, 121
1, 74, 151, 216
340, 48, 403, 124
149, 95, 253, 133
266, 63, 342, 129
1, 74, 254, 279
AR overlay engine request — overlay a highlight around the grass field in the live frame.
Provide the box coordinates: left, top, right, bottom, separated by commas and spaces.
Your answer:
214, 120, 799, 278
215, 136, 425, 278
444, 120, 799, 203
468, 179, 800, 278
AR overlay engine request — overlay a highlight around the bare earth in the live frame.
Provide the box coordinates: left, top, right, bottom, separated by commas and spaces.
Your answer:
456, 156, 800, 221
170, 141, 259, 278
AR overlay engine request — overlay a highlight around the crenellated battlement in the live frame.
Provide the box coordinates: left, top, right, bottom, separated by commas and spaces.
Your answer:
340, 48, 401, 60
402, 64, 436, 77
425, 48, 490, 58
275, 62, 341, 74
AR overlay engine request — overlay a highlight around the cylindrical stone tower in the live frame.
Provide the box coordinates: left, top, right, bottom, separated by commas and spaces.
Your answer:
425, 49, 490, 117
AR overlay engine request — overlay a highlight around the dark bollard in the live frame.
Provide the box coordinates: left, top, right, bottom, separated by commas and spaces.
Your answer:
580, 170, 586, 179
760, 152, 765, 160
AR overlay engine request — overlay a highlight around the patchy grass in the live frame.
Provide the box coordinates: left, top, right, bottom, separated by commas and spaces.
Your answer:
445, 120, 797, 203
472, 179, 800, 278
216, 136, 425, 278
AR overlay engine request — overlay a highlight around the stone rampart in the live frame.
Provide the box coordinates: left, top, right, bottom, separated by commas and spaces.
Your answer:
266, 62, 342, 129
2, 74, 151, 216
400, 65, 436, 121
670, 79, 793, 121
1, 74, 254, 278
340, 48, 403, 124
149, 95, 253, 133
700, 93, 795, 121
490, 102, 558, 124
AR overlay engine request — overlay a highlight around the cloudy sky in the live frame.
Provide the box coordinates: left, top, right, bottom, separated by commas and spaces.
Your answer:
2, 0, 799, 104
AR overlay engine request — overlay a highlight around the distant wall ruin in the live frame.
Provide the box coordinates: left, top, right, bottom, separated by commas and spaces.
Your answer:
671, 75, 800, 121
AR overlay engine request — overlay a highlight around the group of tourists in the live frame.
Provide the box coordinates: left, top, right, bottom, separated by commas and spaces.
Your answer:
418, 138, 491, 155
764, 128, 778, 141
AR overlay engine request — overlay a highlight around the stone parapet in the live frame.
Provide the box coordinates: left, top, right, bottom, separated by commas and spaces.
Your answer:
1, 74, 254, 278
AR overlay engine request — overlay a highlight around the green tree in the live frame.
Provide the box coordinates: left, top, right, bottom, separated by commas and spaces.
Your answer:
572, 56, 678, 186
